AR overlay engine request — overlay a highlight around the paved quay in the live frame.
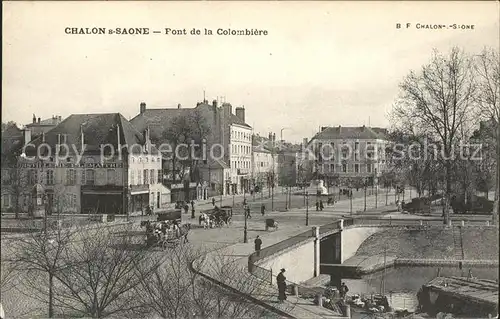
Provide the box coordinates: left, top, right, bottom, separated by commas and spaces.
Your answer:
194, 222, 346, 318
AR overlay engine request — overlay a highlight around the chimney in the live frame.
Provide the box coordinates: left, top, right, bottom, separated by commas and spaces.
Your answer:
177, 103, 181, 109
338, 125, 341, 133
140, 102, 146, 114
58, 116, 62, 122
32, 114, 36, 124
321, 126, 328, 132
222, 103, 232, 119
269, 132, 272, 140
38, 117, 41, 124
273, 133, 276, 142
212, 100, 218, 108
23, 129, 31, 146
235, 107, 245, 123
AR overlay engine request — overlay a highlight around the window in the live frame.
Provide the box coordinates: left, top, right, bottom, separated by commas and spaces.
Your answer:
330, 164, 335, 172
367, 164, 372, 173
150, 169, 155, 184
131, 170, 135, 185
66, 169, 76, 185
342, 164, 347, 173
355, 164, 359, 173
46, 170, 54, 185
107, 169, 116, 185
355, 141, 359, 150
138, 169, 142, 185
158, 170, 163, 184
143, 169, 149, 184
355, 153, 359, 161
73, 194, 77, 207
29, 169, 38, 185
85, 169, 95, 185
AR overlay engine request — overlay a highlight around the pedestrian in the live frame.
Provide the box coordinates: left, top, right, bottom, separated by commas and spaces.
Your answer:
243, 198, 247, 206
277, 268, 287, 302
316, 201, 319, 211
254, 235, 262, 256
261, 204, 266, 216
191, 207, 196, 219
246, 205, 252, 219
339, 282, 349, 300
191, 200, 195, 210
212, 198, 215, 206
319, 200, 324, 211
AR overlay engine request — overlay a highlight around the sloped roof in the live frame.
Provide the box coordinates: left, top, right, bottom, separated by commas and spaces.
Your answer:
130, 107, 193, 141
28, 113, 148, 154
26, 117, 61, 127
311, 126, 388, 142
229, 113, 251, 128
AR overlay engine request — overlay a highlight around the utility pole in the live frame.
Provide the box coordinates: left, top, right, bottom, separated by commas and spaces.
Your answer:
305, 191, 309, 226
375, 181, 378, 208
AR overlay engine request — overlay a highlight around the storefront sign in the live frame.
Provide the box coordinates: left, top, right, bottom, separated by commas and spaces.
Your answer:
18, 162, 124, 169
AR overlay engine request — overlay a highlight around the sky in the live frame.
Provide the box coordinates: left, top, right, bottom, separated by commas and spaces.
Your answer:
2, 1, 499, 143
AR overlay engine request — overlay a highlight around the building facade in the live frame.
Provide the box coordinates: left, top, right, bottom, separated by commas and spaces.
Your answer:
308, 126, 389, 187
130, 99, 253, 197
18, 113, 169, 216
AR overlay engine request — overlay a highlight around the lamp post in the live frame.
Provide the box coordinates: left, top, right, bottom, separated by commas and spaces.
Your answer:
364, 179, 367, 212
244, 205, 248, 243
219, 183, 222, 206
305, 191, 309, 226
285, 186, 288, 211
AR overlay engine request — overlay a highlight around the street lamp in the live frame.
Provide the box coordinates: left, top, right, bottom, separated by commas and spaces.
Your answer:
305, 191, 309, 226
364, 178, 367, 212
244, 205, 248, 243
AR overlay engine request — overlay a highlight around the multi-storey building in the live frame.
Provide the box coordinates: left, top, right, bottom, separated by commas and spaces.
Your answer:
18, 113, 169, 216
308, 125, 389, 187
131, 99, 252, 197
251, 133, 279, 191
229, 107, 252, 194
25, 114, 63, 137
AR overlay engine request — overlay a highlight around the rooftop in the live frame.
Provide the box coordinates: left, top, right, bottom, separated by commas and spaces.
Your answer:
425, 276, 499, 306
309, 126, 388, 144
28, 113, 151, 154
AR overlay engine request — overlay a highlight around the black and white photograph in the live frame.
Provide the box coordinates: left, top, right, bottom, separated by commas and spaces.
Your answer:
1, 1, 499, 318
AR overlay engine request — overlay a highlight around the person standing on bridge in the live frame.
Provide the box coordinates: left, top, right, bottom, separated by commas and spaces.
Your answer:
277, 268, 287, 302
339, 282, 349, 300
254, 235, 262, 257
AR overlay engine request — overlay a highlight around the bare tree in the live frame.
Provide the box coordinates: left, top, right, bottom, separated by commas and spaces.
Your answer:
10, 220, 76, 318
391, 47, 477, 224
156, 111, 211, 185
51, 224, 154, 318
133, 245, 276, 319
474, 48, 500, 222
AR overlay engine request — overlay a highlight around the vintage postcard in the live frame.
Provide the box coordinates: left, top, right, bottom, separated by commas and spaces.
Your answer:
1, 1, 499, 318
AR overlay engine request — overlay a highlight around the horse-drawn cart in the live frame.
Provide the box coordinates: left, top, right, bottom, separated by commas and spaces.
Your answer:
265, 218, 279, 231
199, 206, 232, 228
141, 220, 190, 250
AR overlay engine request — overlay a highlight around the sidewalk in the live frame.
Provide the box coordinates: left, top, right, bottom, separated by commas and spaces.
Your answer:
194, 223, 345, 318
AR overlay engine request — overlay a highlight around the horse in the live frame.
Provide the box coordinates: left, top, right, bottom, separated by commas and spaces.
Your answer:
177, 223, 191, 243
199, 213, 211, 229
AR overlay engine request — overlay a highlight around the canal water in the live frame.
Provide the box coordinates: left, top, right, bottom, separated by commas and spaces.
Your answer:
341, 266, 498, 312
